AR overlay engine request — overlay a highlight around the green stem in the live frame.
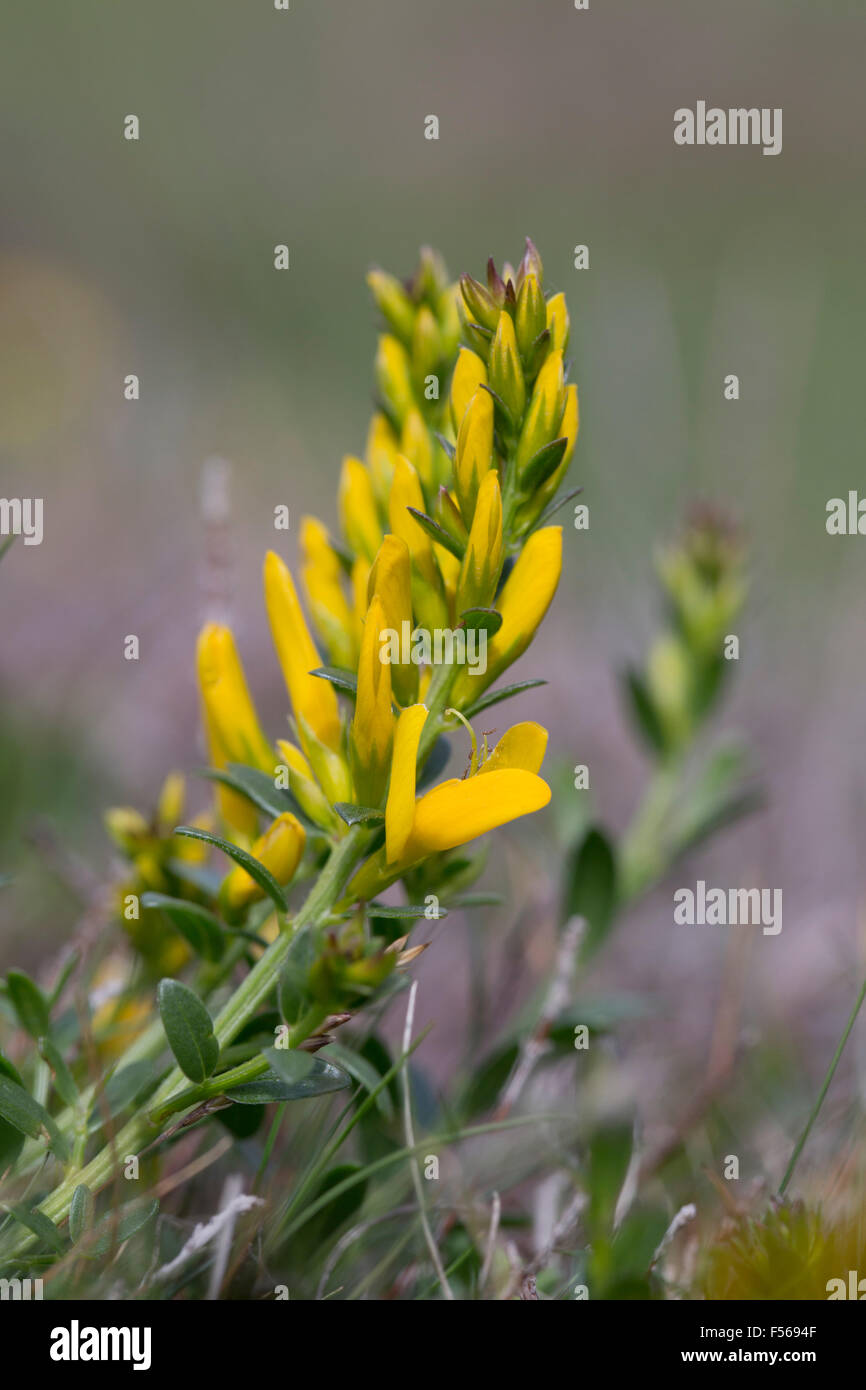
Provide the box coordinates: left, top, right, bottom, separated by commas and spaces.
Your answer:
778, 967, 866, 1197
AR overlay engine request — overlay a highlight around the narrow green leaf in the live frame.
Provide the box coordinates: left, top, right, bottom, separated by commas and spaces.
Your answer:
368, 902, 447, 920
173, 826, 289, 911
563, 827, 618, 958
157, 979, 219, 1084
264, 1047, 352, 1099
69, 1184, 94, 1244
10, 1206, 64, 1253
89, 1059, 160, 1131
200, 763, 311, 828
140, 893, 226, 962
310, 666, 358, 697
321, 1043, 393, 1119
519, 436, 568, 494
463, 678, 547, 718
39, 1037, 78, 1107
7, 970, 51, 1038
621, 668, 667, 756
458, 607, 503, 638
278, 931, 316, 1026
0, 1075, 69, 1158
333, 803, 385, 827
533, 485, 584, 531
85, 1198, 159, 1258
406, 507, 465, 561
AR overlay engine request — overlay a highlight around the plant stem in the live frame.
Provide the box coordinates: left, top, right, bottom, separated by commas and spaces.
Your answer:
778, 967, 866, 1197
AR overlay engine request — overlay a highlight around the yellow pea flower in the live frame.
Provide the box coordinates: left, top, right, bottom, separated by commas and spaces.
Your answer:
450, 346, 488, 433
385, 703, 429, 863
263, 550, 342, 752
368, 534, 418, 706
514, 272, 546, 358
388, 455, 447, 632
546, 292, 570, 355
221, 811, 306, 913
515, 348, 566, 479
451, 526, 562, 703
197, 624, 272, 834
454, 387, 494, 528
515, 383, 578, 530
366, 411, 400, 508
488, 311, 526, 422
300, 516, 356, 669
375, 334, 415, 428
338, 456, 381, 563
456, 470, 503, 616
276, 739, 340, 833
401, 407, 435, 489
350, 555, 371, 650
477, 721, 548, 776
351, 594, 395, 808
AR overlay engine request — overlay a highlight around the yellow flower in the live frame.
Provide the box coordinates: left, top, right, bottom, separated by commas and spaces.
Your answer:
366, 411, 400, 507
454, 387, 494, 528
263, 550, 342, 752
488, 311, 526, 422
515, 348, 566, 479
545, 292, 570, 355
388, 455, 447, 632
516, 382, 578, 529
456, 469, 503, 615
350, 594, 395, 807
276, 739, 340, 832
451, 526, 562, 702
450, 347, 488, 433
385, 703, 429, 862
197, 623, 272, 833
401, 407, 435, 489
375, 334, 415, 428
300, 516, 356, 669
221, 812, 306, 913
514, 272, 546, 358
338, 456, 381, 563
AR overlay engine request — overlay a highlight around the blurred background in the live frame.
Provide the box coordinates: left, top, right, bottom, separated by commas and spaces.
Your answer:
2, 0, 865, 1185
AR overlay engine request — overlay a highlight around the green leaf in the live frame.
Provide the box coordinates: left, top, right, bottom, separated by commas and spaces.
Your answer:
406, 507, 465, 561
201, 763, 311, 828
39, 1037, 78, 1107
89, 1060, 160, 1131
6, 969, 51, 1038
368, 901, 447, 920
622, 668, 667, 756
173, 826, 290, 912
0, 1075, 69, 1159
519, 436, 568, 494
310, 666, 358, 697
157, 979, 219, 1084
533, 485, 584, 531
458, 607, 503, 638
563, 827, 618, 959
140, 893, 226, 962
85, 1198, 159, 1258
9, 1205, 65, 1253
463, 678, 547, 718
333, 803, 385, 827
278, 931, 316, 1026
264, 1048, 352, 1100
321, 1043, 393, 1118
69, 1185, 94, 1244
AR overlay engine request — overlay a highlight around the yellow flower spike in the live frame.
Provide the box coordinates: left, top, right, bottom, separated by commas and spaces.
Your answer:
351, 594, 395, 808
450, 346, 488, 434
388, 455, 448, 632
514, 272, 546, 359
338, 456, 382, 563
398, 768, 550, 864
451, 525, 563, 703
365, 411, 400, 509
514, 348, 566, 479
263, 550, 342, 751
368, 535, 418, 706
196, 623, 274, 773
221, 812, 306, 913
454, 387, 495, 528
456, 470, 503, 615
400, 407, 435, 489
545, 292, 570, 355
385, 703, 429, 862
375, 334, 415, 428
300, 516, 356, 669
488, 310, 526, 423
478, 721, 548, 776
276, 739, 341, 833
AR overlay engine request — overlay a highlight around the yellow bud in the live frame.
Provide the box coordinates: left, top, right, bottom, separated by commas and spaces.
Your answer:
412, 305, 441, 382
459, 274, 500, 333
456, 471, 503, 615
105, 806, 149, 852
450, 347, 488, 434
276, 739, 340, 832
365, 411, 400, 507
222, 812, 306, 912
263, 551, 342, 751
515, 273, 546, 358
375, 334, 415, 428
367, 269, 415, 343
515, 383, 578, 530
350, 555, 371, 650
300, 516, 356, 669
388, 456, 447, 632
368, 535, 418, 706
545, 292, 570, 355
155, 773, 185, 835
351, 594, 395, 807
400, 407, 434, 489
488, 311, 526, 423
338, 456, 382, 564
454, 387, 495, 528
515, 349, 566, 478
295, 715, 353, 807
197, 623, 273, 773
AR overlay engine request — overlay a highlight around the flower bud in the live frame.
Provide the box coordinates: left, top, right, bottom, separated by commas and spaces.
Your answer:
515, 273, 546, 359
368, 535, 418, 706
460, 274, 500, 334
221, 812, 306, 913
545, 292, 570, 355
488, 311, 526, 424
365, 411, 400, 507
301, 516, 356, 669
375, 334, 415, 427
454, 387, 495, 528
338, 456, 382, 563
276, 740, 340, 833
456, 470, 503, 614
515, 349, 566, 480
366, 269, 416, 344
351, 594, 395, 808
450, 347, 488, 434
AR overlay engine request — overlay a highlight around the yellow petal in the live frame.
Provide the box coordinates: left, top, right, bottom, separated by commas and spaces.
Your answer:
450, 347, 488, 434
368, 534, 417, 706
338, 456, 382, 563
456, 469, 503, 615
196, 623, 273, 773
454, 386, 494, 527
366, 411, 400, 506
385, 704, 428, 863
400, 768, 550, 862
300, 516, 355, 667
263, 550, 341, 751
351, 593, 395, 806
478, 722, 548, 775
